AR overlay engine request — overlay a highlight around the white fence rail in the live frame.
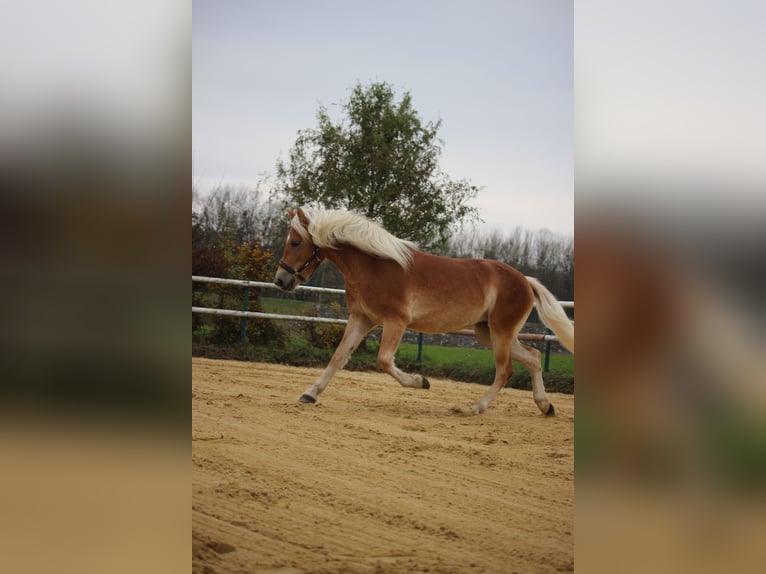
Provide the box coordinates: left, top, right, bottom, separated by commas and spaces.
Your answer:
192, 275, 345, 296
191, 307, 348, 325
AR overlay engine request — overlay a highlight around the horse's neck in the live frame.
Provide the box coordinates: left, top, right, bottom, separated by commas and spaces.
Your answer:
323, 245, 369, 286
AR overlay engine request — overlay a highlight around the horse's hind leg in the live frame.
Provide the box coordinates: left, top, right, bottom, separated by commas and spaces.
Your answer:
472, 324, 554, 416
474, 322, 492, 348
470, 327, 515, 414
469, 312, 532, 414
511, 337, 554, 416
299, 314, 373, 403
377, 322, 430, 390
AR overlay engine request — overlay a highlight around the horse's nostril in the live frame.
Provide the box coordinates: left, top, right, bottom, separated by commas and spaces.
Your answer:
275, 277, 284, 288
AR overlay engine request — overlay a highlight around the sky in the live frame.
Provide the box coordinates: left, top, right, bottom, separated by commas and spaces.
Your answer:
193, 0, 573, 236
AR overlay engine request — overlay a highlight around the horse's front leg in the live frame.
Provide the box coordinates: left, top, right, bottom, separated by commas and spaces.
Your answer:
298, 314, 373, 403
377, 322, 430, 390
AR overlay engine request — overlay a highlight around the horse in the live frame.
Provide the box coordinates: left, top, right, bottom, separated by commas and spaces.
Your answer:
274, 207, 574, 415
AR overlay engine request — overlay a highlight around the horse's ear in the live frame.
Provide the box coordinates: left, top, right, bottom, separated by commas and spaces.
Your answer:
286, 208, 295, 220
296, 207, 310, 228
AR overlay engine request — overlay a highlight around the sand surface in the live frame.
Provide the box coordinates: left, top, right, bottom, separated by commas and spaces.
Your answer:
192, 358, 573, 573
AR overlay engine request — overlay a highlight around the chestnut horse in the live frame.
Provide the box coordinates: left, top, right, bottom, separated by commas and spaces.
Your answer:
274, 207, 574, 415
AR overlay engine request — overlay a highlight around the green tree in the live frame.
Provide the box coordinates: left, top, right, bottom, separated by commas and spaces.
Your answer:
276, 81, 479, 250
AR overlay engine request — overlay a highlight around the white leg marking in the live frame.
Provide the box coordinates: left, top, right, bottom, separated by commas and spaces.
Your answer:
378, 323, 428, 389
301, 315, 372, 401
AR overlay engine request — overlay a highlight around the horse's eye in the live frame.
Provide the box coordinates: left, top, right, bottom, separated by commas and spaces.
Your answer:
290, 240, 301, 248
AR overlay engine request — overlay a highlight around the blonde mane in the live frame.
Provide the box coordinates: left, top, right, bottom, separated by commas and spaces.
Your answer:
291, 208, 416, 269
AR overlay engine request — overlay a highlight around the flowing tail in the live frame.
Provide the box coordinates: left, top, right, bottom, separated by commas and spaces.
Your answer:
526, 277, 574, 353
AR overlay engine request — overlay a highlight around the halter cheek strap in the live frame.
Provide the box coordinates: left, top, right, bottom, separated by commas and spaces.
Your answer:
278, 246, 322, 283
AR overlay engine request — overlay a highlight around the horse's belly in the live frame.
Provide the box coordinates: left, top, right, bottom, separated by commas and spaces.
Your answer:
408, 307, 486, 334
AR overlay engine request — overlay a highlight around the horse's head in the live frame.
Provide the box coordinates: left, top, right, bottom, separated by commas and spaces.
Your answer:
274, 207, 322, 292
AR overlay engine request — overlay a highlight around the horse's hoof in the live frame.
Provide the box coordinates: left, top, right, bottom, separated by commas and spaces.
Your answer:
298, 394, 316, 404
467, 403, 485, 415
421, 377, 430, 390
545, 403, 555, 417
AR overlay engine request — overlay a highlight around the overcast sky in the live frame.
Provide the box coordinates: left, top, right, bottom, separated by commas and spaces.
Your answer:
193, 0, 573, 236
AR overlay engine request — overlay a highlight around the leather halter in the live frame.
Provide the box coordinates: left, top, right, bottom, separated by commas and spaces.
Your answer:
278, 246, 322, 283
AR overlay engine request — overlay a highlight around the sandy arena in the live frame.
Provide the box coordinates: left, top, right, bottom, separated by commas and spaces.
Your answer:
192, 358, 574, 573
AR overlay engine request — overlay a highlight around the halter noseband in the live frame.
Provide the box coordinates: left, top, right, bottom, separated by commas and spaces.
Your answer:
278, 246, 322, 283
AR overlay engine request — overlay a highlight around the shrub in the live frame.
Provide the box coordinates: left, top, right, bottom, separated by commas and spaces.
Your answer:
300, 302, 345, 349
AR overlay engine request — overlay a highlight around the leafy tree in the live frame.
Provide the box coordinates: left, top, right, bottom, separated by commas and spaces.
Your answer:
193, 182, 289, 252
192, 192, 284, 345
192, 212, 227, 278
276, 81, 479, 249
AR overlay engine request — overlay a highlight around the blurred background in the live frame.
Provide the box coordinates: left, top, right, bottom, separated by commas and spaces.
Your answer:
576, 1, 766, 572
0, 1, 188, 572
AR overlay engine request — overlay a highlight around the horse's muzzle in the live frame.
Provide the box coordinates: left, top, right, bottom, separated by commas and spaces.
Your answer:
274, 270, 297, 292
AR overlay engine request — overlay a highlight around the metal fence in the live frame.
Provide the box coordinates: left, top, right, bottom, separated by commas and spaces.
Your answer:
192, 275, 573, 369
192, 276, 348, 326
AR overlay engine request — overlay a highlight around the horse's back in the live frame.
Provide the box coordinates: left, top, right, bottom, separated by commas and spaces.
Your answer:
410, 251, 529, 291
403, 251, 532, 333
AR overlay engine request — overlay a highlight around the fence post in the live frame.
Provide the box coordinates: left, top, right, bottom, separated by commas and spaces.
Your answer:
417, 333, 424, 362
543, 328, 552, 372
240, 286, 250, 343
